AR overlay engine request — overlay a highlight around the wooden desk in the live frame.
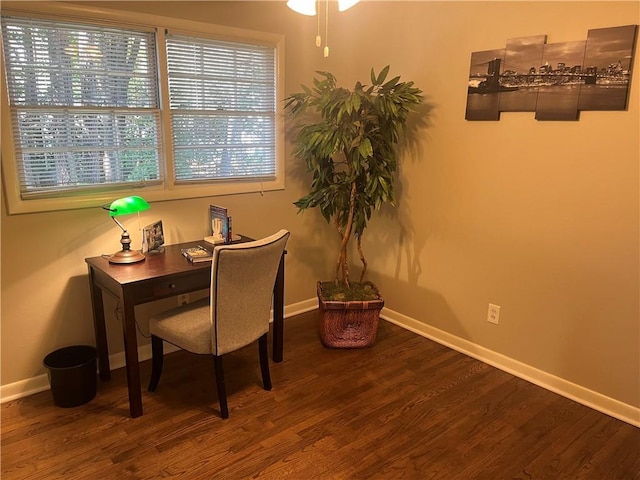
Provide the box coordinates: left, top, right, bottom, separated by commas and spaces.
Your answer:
85, 238, 285, 418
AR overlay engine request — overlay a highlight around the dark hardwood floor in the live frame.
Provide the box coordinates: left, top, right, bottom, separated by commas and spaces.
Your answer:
2, 311, 638, 480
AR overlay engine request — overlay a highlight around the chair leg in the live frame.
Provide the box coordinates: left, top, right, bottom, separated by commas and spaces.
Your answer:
259, 333, 272, 391
148, 335, 164, 392
213, 355, 229, 419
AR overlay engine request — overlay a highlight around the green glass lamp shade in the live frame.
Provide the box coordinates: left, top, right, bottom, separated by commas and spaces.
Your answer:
105, 195, 150, 264
108, 195, 150, 217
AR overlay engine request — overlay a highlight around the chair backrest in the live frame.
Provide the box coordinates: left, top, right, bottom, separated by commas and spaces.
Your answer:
210, 229, 290, 355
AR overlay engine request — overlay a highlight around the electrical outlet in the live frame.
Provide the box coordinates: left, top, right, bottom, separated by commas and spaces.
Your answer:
487, 303, 500, 325
178, 294, 190, 306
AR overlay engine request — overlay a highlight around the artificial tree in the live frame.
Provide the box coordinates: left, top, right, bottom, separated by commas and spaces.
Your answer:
286, 66, 423, 296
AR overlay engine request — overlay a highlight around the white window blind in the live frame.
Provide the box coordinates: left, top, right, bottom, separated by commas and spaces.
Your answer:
1, 17, 162, 198
166, 33, 276, 182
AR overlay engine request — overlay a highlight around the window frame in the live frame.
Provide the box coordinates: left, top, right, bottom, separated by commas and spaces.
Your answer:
1, 2, 285, 215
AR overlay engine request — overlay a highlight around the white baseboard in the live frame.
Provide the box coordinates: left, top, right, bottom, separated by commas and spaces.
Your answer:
284, 297, 318, 317
380, 307, 640, 428
0, 342, 181, 404
0, 299, 318, 404
1, 375, 51, 403
3, 299, 638, 428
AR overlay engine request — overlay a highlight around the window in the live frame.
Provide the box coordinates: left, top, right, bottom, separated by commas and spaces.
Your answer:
1, 4, 284, 214
166, 33, 277, 183
2, 17, 162, 197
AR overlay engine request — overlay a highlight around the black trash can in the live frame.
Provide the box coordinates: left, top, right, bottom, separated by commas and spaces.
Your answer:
43, 345, 97, 408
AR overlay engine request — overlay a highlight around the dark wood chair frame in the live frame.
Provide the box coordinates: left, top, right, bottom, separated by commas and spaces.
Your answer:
147, 333, 272, 419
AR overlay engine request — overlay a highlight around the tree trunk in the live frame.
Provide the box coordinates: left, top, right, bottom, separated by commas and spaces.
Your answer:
357, 235, 367, 282
336, 181, 357, 286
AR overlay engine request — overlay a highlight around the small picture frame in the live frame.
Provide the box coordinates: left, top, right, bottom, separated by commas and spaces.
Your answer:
142, 220, 165, 253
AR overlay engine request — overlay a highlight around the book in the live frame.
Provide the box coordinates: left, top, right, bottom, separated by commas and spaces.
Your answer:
209, 204, 232, 244
181, 245, 213, 263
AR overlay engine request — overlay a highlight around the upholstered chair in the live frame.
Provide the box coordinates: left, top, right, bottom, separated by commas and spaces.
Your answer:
147, 229, 290, 418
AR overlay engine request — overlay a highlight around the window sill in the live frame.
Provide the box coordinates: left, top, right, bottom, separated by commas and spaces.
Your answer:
2, 177, 285, 215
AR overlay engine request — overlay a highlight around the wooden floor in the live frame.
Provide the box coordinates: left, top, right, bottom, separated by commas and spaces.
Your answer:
2, 311, 638, 480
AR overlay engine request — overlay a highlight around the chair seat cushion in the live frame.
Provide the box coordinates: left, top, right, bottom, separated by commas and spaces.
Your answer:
149, 297, 212, 354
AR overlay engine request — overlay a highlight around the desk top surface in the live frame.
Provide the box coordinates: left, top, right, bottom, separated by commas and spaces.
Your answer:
85, 236, 252, 285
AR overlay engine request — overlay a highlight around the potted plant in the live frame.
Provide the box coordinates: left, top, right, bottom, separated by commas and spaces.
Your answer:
285, 66, 423, 348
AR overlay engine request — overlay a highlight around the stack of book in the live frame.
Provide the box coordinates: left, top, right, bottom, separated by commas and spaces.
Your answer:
181, 245, 212, 263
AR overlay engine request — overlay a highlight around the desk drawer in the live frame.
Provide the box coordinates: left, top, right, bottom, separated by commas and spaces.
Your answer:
132, 271, 210, 302
153, 271, 210, 297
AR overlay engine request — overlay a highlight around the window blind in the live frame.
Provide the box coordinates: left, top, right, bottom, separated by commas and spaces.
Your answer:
166, 33, 276, 182
1, 17, 162, 197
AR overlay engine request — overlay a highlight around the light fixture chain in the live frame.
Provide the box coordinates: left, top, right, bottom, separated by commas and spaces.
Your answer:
316, 0, 321, 47
324, 0, 329, 57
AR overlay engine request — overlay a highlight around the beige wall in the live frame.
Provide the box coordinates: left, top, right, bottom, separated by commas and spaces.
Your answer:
1, 1, 638, 415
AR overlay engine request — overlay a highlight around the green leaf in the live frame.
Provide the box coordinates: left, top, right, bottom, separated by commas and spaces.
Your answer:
382, 76, 401, 90
351, 93, 361, 113
375, 65, 390, 85
358, 138, 373, 158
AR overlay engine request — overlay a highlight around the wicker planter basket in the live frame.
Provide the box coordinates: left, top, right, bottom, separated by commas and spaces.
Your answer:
317, 281, 384, 348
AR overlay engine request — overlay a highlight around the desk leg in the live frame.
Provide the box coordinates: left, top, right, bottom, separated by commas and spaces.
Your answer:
88, 267, 110, 381
121, 291, 143, 418
273, 254, 285, 363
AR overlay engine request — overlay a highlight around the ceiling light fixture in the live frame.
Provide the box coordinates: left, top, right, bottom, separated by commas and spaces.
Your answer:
338, 0, 360, 11
287, 0, 360, 57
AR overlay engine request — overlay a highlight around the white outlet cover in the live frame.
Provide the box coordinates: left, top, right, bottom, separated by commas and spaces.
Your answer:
487, 303, 500, 325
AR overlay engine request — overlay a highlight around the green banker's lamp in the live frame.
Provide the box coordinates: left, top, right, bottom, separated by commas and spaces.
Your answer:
102, 195, 150, 264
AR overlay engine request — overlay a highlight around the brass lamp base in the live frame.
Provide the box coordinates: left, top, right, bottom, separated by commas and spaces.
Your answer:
108, 249, 146, 264
108, 229, 145, 264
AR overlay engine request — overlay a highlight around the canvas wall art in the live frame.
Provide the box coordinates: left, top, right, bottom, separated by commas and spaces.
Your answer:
465, 25, 638, 121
